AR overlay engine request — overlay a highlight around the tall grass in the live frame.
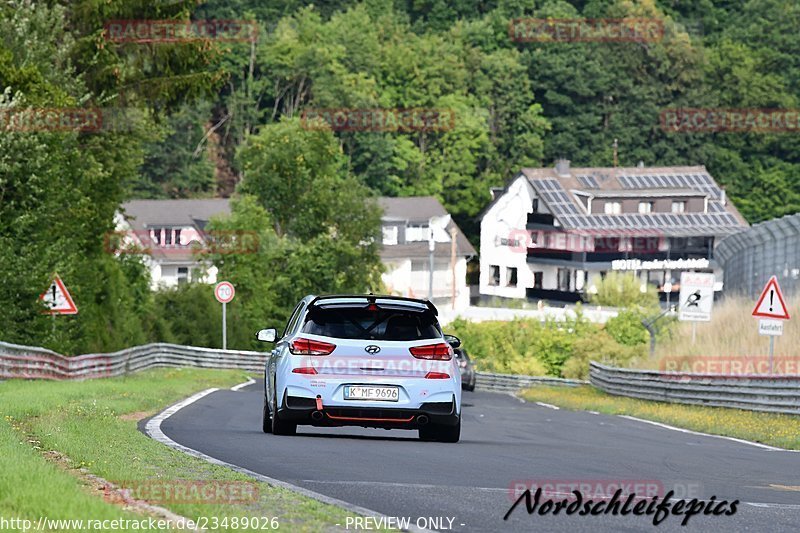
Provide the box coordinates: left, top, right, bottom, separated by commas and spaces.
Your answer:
636, 296, 799, 370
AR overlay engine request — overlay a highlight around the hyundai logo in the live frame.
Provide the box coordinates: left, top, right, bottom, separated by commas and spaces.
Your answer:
364, 345, 381, 354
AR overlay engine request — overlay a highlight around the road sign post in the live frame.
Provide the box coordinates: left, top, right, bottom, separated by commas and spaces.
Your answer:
39, 274, 78, 334
752, 276, 790, 373
214, 281, 235, 350
677, 273, 715, 345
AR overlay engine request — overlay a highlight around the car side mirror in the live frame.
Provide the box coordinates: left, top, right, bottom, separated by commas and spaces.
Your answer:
444, 334, 461, 349
256, 328, 277, 342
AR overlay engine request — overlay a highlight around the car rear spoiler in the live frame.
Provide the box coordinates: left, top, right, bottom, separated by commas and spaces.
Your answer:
307, 294, 438, 316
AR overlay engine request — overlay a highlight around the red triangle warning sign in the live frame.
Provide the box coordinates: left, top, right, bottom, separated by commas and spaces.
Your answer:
39, 274, 78, 315
752, 276, 789, 320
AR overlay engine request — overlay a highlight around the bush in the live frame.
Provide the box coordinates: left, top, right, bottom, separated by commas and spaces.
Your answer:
563, 330, 646, 380
447, 315, 598, 377
604, 309, 649, 347
589, 272, 659, 309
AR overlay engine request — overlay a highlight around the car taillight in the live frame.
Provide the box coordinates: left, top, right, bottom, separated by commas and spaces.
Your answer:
292, 367, 318, 375
409, 343, 452, 360
425, 371, 450, 379
289, 338, 336, 355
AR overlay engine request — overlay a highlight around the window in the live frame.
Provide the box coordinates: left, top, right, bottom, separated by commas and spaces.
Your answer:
638, 201, 653, 214
533, 271, 543, 289
174, 228, 182, 245
557, 268, 571, 291
177, 267, 188, 285
405, 224, 429, 242
672, 201, 686, 213
506, 267, 518, 287
302, 307, 440, 341
604, 201, 621, 215
283, 302, 305, 338
164, 228, 173, 245
489, 265, 500, 286
382, 225, 398, 245
151, 228, 162, 245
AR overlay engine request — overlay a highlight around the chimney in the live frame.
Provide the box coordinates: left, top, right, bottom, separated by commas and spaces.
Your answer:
637, 160, 645, 168
554, 158, 571, 177
720, 188, 727, 206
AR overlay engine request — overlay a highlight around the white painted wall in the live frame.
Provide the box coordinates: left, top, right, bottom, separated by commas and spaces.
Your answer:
382, 257, 469, 309
479, 175, 538, 299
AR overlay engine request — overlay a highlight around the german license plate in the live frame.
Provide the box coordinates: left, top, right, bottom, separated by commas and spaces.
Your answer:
344, 385, 399, 401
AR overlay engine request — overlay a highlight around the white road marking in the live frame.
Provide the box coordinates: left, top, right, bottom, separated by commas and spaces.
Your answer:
145, 389, 434, 533
302, 480, 508, 492
231, 377, 255, 391
618, 415, 800, 452
535, 402, 560, 410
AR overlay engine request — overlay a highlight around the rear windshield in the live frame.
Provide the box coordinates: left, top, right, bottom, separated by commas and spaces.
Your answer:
301, 306, 441, 341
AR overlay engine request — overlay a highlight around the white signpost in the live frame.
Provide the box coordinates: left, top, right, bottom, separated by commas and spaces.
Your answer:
752, 276, 790, 372
678, 272, 715, 344
214, 281, 235, 350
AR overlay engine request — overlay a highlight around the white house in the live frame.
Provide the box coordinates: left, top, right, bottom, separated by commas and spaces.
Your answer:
479, 161, 749, 304
116, 199, 230, 288
115, 197, 476, 306
378, 197, 476, 310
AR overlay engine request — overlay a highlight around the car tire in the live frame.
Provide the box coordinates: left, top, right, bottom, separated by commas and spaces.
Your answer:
271, 390, 297, 436
262, 395, 272, 433
463, 379, 475, 392
419, 418, 460, 443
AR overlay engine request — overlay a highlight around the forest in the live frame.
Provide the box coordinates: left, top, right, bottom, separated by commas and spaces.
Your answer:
1, 0, 798, 353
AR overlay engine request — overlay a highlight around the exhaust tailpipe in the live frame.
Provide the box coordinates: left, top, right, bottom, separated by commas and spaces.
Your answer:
311, 410, 323, 421
417, 414, 429, 426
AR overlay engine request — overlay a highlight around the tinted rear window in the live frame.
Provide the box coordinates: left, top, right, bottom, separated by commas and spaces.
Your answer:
301, 307, 441, 341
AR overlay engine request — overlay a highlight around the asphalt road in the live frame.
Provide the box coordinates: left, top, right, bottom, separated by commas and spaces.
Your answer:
158, 381, 800, 532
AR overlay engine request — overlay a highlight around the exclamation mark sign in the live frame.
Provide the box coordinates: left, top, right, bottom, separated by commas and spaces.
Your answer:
770, 289, 774, 312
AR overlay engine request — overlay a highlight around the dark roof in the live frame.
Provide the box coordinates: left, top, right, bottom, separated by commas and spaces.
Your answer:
514, 165, 748, 237
378, 197, 448, 221
121, 199, 230, 229
118, 196, 477, 260
378, 196, 477, 258
119, 199, 231, 261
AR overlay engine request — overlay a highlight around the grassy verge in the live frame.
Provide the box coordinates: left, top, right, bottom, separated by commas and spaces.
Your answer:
0, 368, 364, 532
520, 385, 800, 450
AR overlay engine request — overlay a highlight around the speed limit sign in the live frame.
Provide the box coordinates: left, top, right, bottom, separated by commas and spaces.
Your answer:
214, 281, 235, 304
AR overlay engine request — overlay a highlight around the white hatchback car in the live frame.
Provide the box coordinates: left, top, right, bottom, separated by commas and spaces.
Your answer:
257, 295, 462, 442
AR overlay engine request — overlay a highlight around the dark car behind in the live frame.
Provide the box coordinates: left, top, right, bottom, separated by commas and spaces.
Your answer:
454, 348, 476, 391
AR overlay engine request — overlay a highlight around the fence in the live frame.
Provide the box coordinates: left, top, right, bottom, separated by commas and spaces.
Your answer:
0, 341, 267, 380
716, 212, 800, 300
474, 371, 585, 392
590, 361, 800, 415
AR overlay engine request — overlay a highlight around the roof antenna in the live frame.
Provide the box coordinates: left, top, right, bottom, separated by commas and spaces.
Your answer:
612, 138, 618, 168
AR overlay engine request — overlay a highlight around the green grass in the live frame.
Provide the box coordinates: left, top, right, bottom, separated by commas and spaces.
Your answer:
0, 368, 363, 532
520, 385, 800, 450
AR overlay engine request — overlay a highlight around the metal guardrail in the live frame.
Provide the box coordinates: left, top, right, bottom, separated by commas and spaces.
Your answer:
475, 371, 585, 392
0, 341, 267, 380
590, 361, 800, 415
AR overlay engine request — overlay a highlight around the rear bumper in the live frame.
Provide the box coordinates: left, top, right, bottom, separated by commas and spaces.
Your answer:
279, 391, 460, 429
